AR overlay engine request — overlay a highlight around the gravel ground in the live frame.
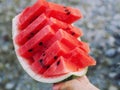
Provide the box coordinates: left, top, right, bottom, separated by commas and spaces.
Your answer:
0, 0, 120, 90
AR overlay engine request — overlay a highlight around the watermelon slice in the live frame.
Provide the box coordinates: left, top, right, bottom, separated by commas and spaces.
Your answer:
12, 0, 96, 83
47, 17, 83, 38
18, 0, 48, 30
46, 2, 83, 23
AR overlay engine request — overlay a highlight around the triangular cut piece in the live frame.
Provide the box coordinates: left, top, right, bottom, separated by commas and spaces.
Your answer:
46, 2, 82, 24
67, 47, 96, 68
16, 14, 48, 45
18, 0, 48, 30
18, 25, 55, 58
46, 29, 90, 53
43, 56, 78, 77
47, 17, 83, 38
31, 41, 69, 74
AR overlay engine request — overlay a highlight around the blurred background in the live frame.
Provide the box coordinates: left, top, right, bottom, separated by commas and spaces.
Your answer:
0, 0, 120, 90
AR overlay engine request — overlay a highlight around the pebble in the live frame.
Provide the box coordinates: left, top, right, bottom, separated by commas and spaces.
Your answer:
109, 85, 118, 90
114, 73, 120, 80
87, 23, 94, 29
113, 14, 120, 20
107, 36, 115, 47
98, 6, 106, 15
117, 47, 120, 53
105, 48, 117, 57
115, 39, 120, 46
5, 82, 15, 90
113, 33, 120, 39
111, 63, 120, 71
109, 72, 117, 78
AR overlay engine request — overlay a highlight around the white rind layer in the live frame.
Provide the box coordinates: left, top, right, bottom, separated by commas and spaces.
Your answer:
12, 15, 87, 83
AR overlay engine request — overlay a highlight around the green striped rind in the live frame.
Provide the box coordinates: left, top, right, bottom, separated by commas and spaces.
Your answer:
56, 67, 88, 83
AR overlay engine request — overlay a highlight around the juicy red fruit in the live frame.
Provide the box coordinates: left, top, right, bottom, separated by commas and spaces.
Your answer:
47, 17, 83, 38
18, 25, 55, 58
16, 14, 48, 45
18, 0, 48, 30
15, 0, 96, 77
43, 56, 78, 77
31, 41, 70, 74
46, 2, 83, 24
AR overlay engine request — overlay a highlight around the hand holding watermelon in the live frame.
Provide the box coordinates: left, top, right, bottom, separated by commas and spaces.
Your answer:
53, 76, 99, 90
12, 0, 96, 84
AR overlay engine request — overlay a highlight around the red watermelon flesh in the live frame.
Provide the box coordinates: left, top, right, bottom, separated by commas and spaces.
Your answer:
66, 47, 96, 68
33, 40, 69, 63
67, 25, 83, 38
43, 56, 78, 77
16, 13, 48, 45
47, 17, 83, 38
31, 41, 70, 74
16, 15, 83, 46
18, 0, 48, 30
13, 0, 96, 83
18, 25, 55, 58
46, 2, 83, 24
46, 29, 90, 53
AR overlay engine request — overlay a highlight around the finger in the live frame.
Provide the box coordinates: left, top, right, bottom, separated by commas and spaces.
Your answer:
59, 79, 79, 90
77, 75, 90, 84
53, 83, 63, 90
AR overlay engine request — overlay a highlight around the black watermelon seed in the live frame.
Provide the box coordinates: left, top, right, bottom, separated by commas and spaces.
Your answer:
39, 59, 43, 63
27, 36, 31, 40
66, 11, 71, 15
39, 59, 45, 67
71, 32, 75, 35
54, 56, 58, 60
30, 32, 34, 36
39, 42, 43, 46
42, 53, 46, 56
63, 6, 67, 8
28, 49, 33, 52
46, 65, 50, 69
65, 9, 69, 12
57, 60, 60, 66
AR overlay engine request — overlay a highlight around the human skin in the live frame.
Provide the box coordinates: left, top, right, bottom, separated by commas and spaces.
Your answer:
53, 76, 100, 90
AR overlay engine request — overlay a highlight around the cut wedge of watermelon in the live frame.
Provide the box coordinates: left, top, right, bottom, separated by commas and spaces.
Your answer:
16, 13, 48, 45
47, 17, 83, 38
18, 0, 48, 30
46, 2, 83, 23
12, 0, 96, 83
31, 41, 69, 74
43, 56, 78, 77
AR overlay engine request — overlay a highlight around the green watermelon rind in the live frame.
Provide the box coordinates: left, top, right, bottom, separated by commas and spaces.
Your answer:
12, 15, 88, 83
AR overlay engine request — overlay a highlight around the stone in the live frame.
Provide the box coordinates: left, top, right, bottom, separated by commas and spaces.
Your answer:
5, 82, 15, 90
115, 39, 120, 46
107, 36, 115, 47
113, 14, 120, 20
109, 85, 118, 90
117, 47, 120, 53
109, 72, 117, 78
105, 48, 117, 57
113, 33, 120, 39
